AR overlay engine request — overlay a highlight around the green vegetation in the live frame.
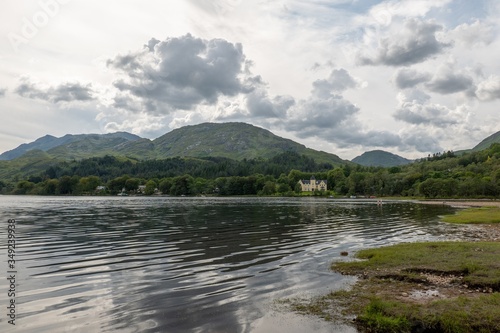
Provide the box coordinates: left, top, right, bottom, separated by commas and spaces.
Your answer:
334, 242, 500, 288
0, 152, 337, 195
442, 207, 500, 224
0, 132, 141, 160
473, 130, 500, 152
0, 122, 346, 165
287, 242, 500, 333
150, 122, 346, 164
355, 294, 500, 333
1, 125, 500, 198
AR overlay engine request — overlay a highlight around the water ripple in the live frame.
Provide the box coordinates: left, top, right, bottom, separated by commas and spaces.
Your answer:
0, 196, 459, 333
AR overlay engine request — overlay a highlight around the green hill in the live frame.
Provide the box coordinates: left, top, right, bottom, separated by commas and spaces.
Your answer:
0, 122, 349, 183
0, 132, 141, 160
150, 122, 347, 165
0, 149, 57, 181
472, 130, 500, 151
1, 123, 346, 166
352, 150, 412, 167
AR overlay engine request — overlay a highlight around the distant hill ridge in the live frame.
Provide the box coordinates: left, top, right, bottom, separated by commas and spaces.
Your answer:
472, 130, 500, 151
0, 132, 141, 160
0, 122, 347, 166
352, 150, 413, 167
3, 124, 498, 165
149, 122, 346, 164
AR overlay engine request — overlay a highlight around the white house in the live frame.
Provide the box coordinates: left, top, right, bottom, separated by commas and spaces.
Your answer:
298, 176, 327, 192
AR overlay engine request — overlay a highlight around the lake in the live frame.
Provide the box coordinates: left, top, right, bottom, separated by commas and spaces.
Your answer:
0, 196, 462, 332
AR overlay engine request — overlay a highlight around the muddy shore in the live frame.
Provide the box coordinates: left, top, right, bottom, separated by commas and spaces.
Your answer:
419, 199, 500, 242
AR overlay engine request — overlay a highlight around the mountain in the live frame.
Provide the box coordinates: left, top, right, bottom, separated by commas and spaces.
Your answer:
1, 123, 345, 165
472, 130, 500, 151
0, 132, 142, 160
149, 122, 346, 165
0, 123, 348, 182
352, 150, 413, 167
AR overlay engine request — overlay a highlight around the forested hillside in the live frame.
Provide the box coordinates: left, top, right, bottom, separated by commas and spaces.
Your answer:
2, 144, 499, 198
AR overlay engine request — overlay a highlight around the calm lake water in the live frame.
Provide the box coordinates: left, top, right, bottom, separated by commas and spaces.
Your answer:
0, 196, 462, 333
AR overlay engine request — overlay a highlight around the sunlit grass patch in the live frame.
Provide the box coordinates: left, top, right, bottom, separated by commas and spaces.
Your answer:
357, 294, 500, 333
442, 207, 500, 224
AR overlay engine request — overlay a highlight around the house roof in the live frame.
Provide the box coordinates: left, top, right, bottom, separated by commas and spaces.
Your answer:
300, 179, 327, 185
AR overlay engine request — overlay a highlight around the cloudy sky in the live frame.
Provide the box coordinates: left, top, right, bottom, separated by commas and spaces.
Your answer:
1, 0, 499, 160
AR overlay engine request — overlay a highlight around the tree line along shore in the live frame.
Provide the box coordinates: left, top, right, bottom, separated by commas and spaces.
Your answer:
1, 143, 499, 198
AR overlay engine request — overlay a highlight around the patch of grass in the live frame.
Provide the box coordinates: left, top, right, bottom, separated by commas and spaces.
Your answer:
420, 294, 500, 333
333, 241, 500, 289
442, 207, 500, 224
354, 294, 500, 333
358, 298, 411, 333
287, 241, 500, 332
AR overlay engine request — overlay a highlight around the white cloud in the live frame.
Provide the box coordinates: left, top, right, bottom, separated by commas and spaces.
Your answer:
475, 75, 500, 101
1, 0, 500, 160
107, 34, 257, 114
358, 18, 451, 66
394, 91, 470, 127
449, 20, 496, 47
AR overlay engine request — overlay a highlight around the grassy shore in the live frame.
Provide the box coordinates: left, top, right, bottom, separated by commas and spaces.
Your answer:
441, 206, 500, 224
289, 241, 500, 332
284, 201, 500, 332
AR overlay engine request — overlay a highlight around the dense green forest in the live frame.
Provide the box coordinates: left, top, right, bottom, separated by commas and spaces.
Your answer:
2, 144, 500, 198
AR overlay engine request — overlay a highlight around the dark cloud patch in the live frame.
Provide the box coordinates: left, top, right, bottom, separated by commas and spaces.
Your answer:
394, 108, 432, 125
144, 38, 160, 52
15, 78, 94, 103
108, 34, 256, 113
331, 126, 402, 149
107, 54, 142, 71
394, 68, 431, 89
311, 69, 358, 98
363, 130, 402, 147
285, 97, 359, 134
394, 105, 459, 127
246, 90, 294, 118
425, 72, 474, 95
358, 19, 450, 66
401, 131, 442, 153
112, 94, 140, 112
51, 83, 95, 103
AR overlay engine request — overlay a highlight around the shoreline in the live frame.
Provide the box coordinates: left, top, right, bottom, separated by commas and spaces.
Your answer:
417, 199, 500, 208
420, 200, 500, 241
288, 198, 500, 332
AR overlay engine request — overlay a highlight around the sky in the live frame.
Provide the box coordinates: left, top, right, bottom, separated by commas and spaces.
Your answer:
1, 0, 499, 160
